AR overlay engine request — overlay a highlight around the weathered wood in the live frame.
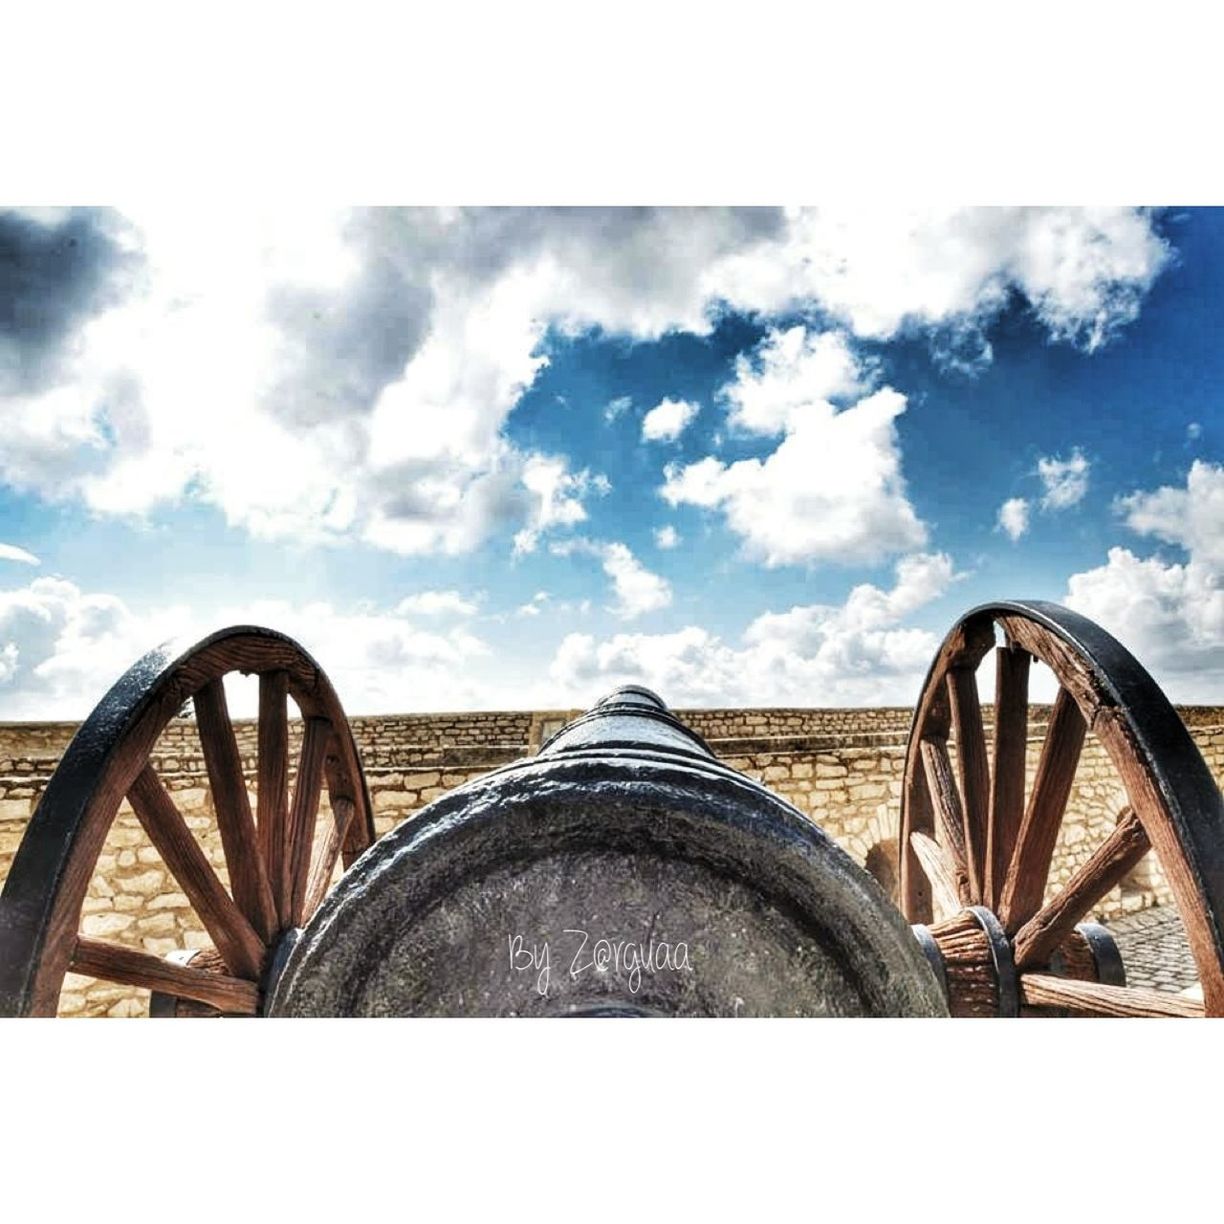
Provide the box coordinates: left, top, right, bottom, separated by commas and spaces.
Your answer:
897, 615, 996, 924
127, 766, 266, 980
286, 718, 331, 927
303, 796, 356, 920
0, 625, 373, 1017
899, 764, 934, 924
257, 670, 292, 925
70, 937, 260, 1014
1093, 704, 1224, 1016
997, 615, 1100, 721
928, 910, 997, 1017
194, 679, 278, 943
1013, 807, 1150, 968
919, 738, 971, 903
1019, 973, 1203, 1018
988, 645, 1030, 908
947, 667, 990, 903
998, 688, 1087, 931
909, 831, 963, 920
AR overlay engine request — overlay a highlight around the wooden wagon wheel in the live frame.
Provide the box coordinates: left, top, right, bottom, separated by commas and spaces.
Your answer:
899, 600, 1224, 1018
0, 627, 375, 1017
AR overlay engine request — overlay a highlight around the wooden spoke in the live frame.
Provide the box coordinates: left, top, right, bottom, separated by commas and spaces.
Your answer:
899, 767, 935, 923
285, 718, 331, 928
1013, 807, 1150, 969
919, 738, 971, 902
303, 796, 356, 921
70, 937, 260, 1015
127, 766, 266, 980
908, 831, 963, 919
988, 645, 1030, 908
257, 670, 291, 926
998, 688, 1087, 932
947, 667, 990, 903
194, 679, 277, 942
1019, 973, 1203, 1018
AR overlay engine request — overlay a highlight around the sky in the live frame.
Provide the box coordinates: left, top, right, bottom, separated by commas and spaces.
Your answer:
0, 205, 1220, 718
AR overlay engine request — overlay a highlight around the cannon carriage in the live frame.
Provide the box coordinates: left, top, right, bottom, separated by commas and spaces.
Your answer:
1, 601, 1221, 1018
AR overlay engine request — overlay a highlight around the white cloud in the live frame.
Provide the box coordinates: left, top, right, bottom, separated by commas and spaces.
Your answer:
1038, 448, 1090, 510
0, 575, 495, 719
395, 589, 479, 617
1116, 459, 1224, 567
516, 591, 550, 617
0, 207, 1169, 562
601, 542, 672, 619
551, 537, 673, 620
641, 397, 699, 443
1188, 422, 1203, 441
654, 525, 680, 550
1065, 462, 1224, 700
548, 552, 958, 707
997, 497, 1030, 541
604, 395, 632, 423
510, 457, 608, 556
707, 207, 1170, 353
720, 327, 864, 434
1066, 547, 1224, 697
662, 330, 926, 567
0, 543, 40, 566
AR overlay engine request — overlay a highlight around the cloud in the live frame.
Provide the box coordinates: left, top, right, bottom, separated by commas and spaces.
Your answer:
516, 591, 550, 617
1065, 462, 1224, 700
0, 208, 141, 396
1038, 448, 1090, 510
604, 395, 632, 423
0, 207, 1169, 561
553, 537, 672, 620
395, 589, 479, 617
707, 206, 1171, 352
720, 326, 864, 434
548, 552, 959, 706
601, 542, 672, 619
654, 525, 680, 550
510, 457, 608, 555
0, 543, 40, 566
662, 328, 926, 566
997, 497, 1030, 541
1116, 459, 1224, 566
641, 397, 699, 442
0, 574, 494, 719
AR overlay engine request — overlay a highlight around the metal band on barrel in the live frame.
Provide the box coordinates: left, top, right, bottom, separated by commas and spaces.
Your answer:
910, 923, 949, 1003
1076, 921, 1127, 987
967, 905, 1019, 1018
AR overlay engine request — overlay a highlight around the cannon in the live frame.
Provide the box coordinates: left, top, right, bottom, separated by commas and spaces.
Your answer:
1, 601, 1221, 1017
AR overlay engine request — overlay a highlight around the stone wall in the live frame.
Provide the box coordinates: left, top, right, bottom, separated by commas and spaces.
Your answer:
1, 705, 1221, 1016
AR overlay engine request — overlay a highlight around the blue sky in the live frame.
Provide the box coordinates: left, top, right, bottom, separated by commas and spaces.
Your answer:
1, 206, 1220, 717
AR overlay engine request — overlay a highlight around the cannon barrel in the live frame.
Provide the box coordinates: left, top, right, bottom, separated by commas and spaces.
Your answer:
268, 686, 947, 1016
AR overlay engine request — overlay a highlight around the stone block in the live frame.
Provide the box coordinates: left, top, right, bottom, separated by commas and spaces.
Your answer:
148, 892, 191, 911
118, 868, 166, 896
82, 912, 135, 938
0, 798, 31, 820
137, 912, 178, 936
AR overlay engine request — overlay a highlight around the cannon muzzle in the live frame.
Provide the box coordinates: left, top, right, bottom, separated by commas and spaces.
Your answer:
268, 686, 947, 1017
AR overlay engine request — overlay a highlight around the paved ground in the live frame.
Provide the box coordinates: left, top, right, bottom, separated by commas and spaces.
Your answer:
1105, 907, 1199, 993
